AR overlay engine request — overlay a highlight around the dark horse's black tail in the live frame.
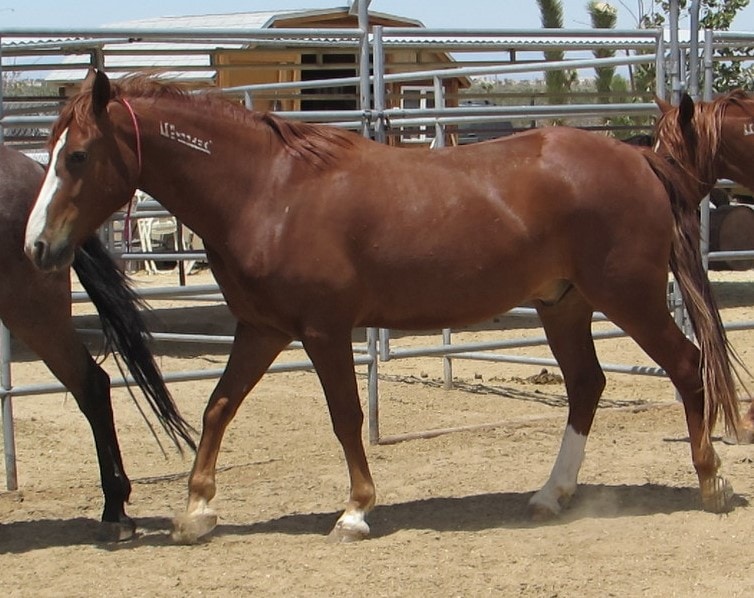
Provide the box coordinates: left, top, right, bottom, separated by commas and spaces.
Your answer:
73, 236, 196, 453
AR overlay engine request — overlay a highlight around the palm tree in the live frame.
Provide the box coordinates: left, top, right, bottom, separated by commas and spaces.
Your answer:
537, 0, 576, 105
588, 1, 618, 104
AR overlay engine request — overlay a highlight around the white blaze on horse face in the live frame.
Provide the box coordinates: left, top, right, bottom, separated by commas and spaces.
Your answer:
528, 425, 587, 515
24, 128, 68, 253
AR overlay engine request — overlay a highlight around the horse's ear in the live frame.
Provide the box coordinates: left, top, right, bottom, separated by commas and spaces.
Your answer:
655, 95, 673, 114
85, 69, 112, 118
678, 93, 695, 129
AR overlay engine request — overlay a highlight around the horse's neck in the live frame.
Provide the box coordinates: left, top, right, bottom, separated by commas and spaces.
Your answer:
135, 98, 271, 241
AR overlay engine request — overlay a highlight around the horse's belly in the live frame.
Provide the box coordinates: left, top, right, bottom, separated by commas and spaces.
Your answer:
357, 268, 555, 330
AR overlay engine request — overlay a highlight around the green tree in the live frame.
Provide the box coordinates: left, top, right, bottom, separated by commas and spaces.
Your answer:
640, 0, 752, 92
588, 1, 619, 103
537, 0, 577, 104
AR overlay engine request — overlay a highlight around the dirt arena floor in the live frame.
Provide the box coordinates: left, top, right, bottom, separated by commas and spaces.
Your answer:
2, 268, 754, 597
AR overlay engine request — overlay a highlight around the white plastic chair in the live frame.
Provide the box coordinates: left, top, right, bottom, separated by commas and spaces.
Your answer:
133, 191, 197, 275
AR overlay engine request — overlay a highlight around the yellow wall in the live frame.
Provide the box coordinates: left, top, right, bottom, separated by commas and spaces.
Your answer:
216, 50, 300, 112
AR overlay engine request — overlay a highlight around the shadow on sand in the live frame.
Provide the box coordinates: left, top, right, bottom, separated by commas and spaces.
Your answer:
2, 482, 746, 553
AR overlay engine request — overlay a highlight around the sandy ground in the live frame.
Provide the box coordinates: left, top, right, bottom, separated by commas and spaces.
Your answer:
2, 267, 754, 597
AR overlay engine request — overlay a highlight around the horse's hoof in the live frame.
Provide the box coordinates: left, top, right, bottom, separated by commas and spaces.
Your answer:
97, 518, 137, 542
171, 511, 218, 544
528, 500, 560, 522
327, 513, 370, 543
700, 476, 734, 513
528, 487, 573, 521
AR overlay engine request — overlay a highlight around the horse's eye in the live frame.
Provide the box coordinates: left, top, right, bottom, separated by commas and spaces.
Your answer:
68, 151, 88, 166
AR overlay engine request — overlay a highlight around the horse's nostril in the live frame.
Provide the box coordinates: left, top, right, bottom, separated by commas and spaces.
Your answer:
33, 240, 48, 266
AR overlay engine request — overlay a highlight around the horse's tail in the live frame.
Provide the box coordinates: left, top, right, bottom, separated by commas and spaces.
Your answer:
645, 151, 743, 446
73, 236, 197, 453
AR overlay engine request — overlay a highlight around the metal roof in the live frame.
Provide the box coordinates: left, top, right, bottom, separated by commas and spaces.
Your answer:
45, 41, 233, 83
102, 7, 422, 30
102, 10, 302, 31
15, 9, 670, 84
43, 11, 296, 83
42, 8, 422, 84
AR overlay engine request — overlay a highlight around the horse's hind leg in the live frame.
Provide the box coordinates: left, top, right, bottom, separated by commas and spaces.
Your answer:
301, 328, 375, 542
172, 323, 290, 544
529, 289, 605, 519
596, 288, 733, 513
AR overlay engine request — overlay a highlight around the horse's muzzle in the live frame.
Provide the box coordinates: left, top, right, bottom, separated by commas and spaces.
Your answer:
26, 237, 74, 272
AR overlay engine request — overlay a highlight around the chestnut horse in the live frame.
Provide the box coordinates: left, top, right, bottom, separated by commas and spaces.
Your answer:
655, 90, 754, 442
24, 70, 743, 543
0, 144, 194, 541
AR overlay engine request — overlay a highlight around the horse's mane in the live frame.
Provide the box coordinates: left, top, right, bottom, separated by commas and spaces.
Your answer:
654, 89, 753, 187
53, 73, 355, 167
52, 74, 190, 147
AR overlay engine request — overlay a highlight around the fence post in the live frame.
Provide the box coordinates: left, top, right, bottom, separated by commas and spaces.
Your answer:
1, 321, 18, 491
431, 75, 454, 390
357, 0, 371, 138
0, 37, 16, 491
367, 327, 379, 444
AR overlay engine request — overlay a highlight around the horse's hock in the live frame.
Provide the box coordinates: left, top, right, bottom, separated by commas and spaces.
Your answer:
709, 204, 754, 270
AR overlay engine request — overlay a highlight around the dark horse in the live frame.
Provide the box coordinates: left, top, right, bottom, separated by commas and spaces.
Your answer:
654, 90, 754, 442
0, 144, 194, 541
23, 70, 743, 543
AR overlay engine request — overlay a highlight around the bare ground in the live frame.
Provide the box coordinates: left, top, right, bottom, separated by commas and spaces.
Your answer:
2, 269, 754, 597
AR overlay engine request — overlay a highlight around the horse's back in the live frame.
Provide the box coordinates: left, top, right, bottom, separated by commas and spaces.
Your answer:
408, 126, 664, 202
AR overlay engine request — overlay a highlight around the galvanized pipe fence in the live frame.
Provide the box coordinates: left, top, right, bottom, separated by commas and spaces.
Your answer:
1, 19, 753, 486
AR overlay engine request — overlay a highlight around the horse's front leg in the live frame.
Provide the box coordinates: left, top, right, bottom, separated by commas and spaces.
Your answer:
76, 360, 135, 541
529, 293, 605, 519
37, 333, 135, 541
172, 323, 290, 544
302, 329, 375, 542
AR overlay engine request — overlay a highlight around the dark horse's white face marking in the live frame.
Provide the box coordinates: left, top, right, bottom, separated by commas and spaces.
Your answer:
24, 129, 70, 267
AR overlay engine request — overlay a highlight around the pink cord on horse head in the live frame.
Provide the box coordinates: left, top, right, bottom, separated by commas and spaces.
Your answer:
119, 98, 142, 250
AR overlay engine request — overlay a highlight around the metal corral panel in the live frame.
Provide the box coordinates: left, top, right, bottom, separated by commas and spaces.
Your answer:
45, 41, 237, 83
383, 34, 657, 50
39, 8, 417, 84
41, 10, 303, 83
